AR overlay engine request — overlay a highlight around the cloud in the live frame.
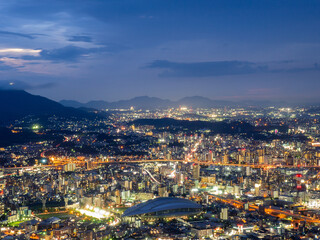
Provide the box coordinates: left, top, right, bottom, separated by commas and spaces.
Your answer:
146, 60, 320, 78
23, 45, 102, 62
0, 61, 15, 71
0, 48, 41, 56
39, 45, 94, 62
0, 44, 115, 70
146, 60, 269, 77
0, 58, 22, 71
0, 30, 35, 39
0, 80, 56, 90
68, 35, 92, 42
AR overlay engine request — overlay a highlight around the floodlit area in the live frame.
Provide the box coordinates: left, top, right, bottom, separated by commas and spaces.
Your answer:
76, 205, 120, 226
77, 205, 111, 219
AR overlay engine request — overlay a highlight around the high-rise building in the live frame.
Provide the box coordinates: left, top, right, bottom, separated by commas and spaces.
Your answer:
85, 161, 93, 170
223, 154, 229, 164
255, 183, 261, 196
63, 163, 76, 172
158, 186, 167, 197
208, 151, 213, 162
237, 153, 244, 164
220, 208, 228, 220
124, 180, 132, 190
246, 167, 251, 176
258, 155, 264, 164
193, 164, 200, 180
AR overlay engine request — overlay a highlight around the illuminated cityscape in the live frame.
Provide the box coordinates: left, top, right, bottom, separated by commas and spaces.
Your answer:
1, 0, 320, 239
0, 104, 320, 239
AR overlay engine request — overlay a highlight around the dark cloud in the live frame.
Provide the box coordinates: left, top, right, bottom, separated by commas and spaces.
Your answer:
0, 80, 56, 90
23, 45, 103, 62
283, 63, 320, 73
0, 30, 35, 39
68, 35, 92, 43
147, 60, 320, 78
147, 60, 269, 77
39, 46, 95, 62
21, 44, 126, 63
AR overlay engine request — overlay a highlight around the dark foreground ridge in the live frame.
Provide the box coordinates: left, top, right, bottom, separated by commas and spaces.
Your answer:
0, 90, 105, 124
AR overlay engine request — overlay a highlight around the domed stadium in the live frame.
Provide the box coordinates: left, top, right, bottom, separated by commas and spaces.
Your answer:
122, 197, 202, 218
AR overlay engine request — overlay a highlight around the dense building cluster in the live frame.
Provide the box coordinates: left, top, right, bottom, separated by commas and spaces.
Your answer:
1, 106, 320, 239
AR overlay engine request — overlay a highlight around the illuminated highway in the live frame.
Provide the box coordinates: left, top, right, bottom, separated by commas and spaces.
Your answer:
143, 168, 160, 184
210, 195, 320, 224
5, 158, 320, 171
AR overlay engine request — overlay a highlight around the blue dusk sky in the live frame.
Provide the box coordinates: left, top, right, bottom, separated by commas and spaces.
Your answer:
0, 0, 320, 103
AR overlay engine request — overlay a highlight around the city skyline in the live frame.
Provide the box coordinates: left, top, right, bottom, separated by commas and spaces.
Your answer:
2, 1, 320, 238
0, 0, 320, 102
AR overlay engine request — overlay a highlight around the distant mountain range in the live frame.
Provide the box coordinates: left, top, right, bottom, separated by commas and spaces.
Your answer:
60, 96, 288, 110
0, 90, 101, 124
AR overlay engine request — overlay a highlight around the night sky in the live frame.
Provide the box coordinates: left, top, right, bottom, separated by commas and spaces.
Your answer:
0, 0, 320, 103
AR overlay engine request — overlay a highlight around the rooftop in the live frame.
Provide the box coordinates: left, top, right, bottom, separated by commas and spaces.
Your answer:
122, 197, 202, 217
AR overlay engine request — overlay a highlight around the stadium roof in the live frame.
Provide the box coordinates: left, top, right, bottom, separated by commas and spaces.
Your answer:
122, 197, 202, 217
